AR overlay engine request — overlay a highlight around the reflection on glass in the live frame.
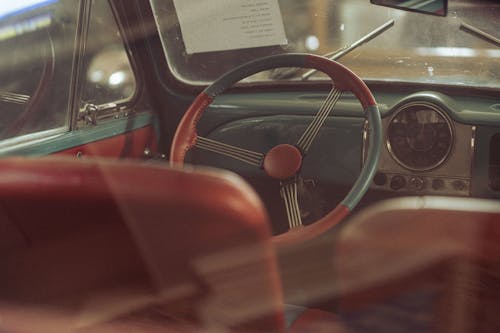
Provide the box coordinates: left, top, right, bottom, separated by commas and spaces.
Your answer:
81, 1, 136, 106
0, 0, 56, 19
370, 0, 447, 16
0, 0, 56, 41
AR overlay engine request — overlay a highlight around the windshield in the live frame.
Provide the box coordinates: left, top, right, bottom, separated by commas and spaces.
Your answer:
151, 0, 499, 88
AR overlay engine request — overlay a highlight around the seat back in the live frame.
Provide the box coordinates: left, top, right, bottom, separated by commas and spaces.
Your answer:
334, 196, 500, 333
0, 157, 284, 332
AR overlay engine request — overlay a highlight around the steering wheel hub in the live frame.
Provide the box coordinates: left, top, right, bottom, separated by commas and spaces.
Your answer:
263, 144, 302, 180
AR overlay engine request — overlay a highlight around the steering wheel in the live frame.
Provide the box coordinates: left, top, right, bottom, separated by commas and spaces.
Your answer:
170, 53, 382, 246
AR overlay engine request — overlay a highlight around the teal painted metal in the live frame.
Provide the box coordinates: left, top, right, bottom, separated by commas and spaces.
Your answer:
211, 92, 367, 116
209, 91, 500, 126
1, 112, 156, 157
342, 105, 382, 210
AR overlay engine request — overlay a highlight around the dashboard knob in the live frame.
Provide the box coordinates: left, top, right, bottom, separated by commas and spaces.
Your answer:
452, 180, 466, 191
432, 178, 444, 190
390, 175, 406, 191
373, 172, 388, 186
409, 177, 425, 191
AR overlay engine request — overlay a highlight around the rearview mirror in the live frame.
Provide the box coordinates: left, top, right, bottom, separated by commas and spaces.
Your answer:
370, 0, 447, 16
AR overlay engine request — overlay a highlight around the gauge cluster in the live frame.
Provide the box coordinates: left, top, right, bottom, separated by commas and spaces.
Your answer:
368, 100, 475, 196
387, 102, 453, 171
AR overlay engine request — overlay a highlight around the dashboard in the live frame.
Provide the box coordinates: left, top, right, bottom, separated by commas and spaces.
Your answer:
191, 88, 500, 208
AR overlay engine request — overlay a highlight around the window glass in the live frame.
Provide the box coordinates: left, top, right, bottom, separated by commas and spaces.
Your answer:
151, 0, 499, 88
0, 0, 78, 140
81, 0, 136, 107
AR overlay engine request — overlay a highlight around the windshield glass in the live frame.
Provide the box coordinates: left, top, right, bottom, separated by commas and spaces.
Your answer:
151, 0, 499, 88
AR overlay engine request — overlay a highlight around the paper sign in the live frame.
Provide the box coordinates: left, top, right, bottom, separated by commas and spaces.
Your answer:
172, 0, 287, 54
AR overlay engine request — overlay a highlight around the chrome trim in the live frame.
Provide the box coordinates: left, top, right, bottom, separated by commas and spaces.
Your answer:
77, 102, 119, 127
470, 125, 476, 163
361, 119, 369, 165
386, 101, 455, 172
68, 0, 93, 131
469, 125, 476, 195
0, 91, 30, 104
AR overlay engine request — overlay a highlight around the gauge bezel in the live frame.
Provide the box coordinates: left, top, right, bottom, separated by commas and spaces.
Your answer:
386, 101, 454, 172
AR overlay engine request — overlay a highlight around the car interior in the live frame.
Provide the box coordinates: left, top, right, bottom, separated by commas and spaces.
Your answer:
0, 0, 499, 332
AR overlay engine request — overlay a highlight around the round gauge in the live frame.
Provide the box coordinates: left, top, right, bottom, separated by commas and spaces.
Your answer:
387, 102, 453, 171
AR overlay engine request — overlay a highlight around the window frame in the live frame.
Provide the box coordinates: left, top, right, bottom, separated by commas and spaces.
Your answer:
72, 0, 141, 130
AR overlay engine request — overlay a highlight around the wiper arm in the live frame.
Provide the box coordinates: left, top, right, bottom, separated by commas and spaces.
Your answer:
460, 22, 500, 48
301, 19, 395, 81
267, 19, 394, 81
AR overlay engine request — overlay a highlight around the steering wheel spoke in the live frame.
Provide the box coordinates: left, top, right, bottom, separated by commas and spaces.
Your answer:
280, 178, 303, 230
195, 136, 264, 167
0, 91, 30, 105
296, 88, 342, 154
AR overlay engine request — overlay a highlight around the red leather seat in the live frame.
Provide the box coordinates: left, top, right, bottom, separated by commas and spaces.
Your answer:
10, 157, 498, 332
0, 157, 285, 332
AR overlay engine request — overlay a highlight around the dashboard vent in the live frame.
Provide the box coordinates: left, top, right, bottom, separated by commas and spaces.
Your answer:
490, 133, 500, 191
